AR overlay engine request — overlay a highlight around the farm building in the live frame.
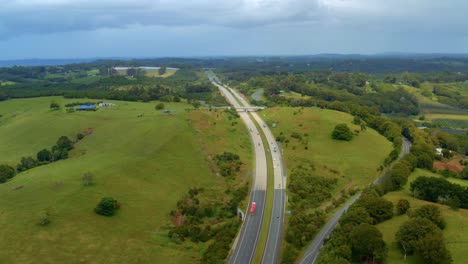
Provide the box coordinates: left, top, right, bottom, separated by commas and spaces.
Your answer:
77, 104, 97, 111
98, 102, 115, 107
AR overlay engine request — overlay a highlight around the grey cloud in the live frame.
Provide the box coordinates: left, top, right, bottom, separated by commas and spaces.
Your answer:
0, 0, 324, 38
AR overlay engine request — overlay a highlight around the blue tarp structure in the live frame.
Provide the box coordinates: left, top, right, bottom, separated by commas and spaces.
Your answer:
77, 104, 96, 111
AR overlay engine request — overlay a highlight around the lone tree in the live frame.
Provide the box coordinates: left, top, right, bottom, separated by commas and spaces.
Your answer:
95, 197, 120, 216
332, 124, 354, 141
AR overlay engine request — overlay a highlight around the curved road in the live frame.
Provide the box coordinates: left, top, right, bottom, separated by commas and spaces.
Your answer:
225, 85, 287, 264
207, 71, 268, 264
207, 71, 287, 264
299, 137, 412, 264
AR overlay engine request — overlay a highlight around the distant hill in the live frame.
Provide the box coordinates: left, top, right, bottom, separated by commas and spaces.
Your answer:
0, 58, 99, 67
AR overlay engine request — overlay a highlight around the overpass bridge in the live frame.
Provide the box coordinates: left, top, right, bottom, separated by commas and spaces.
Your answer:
234, 106, 265, 112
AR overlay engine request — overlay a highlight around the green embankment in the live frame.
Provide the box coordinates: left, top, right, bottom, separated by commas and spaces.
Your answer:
262, 107, 393, 195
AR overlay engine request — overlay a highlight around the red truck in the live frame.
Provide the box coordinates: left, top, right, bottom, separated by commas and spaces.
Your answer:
250, 202, 256, 214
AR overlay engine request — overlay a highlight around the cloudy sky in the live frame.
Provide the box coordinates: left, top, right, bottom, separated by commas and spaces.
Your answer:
0, 0, 467, 59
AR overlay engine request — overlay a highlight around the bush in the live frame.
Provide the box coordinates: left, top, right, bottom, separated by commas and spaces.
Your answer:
50, 101, 60, 110
95, 197, 120, 216
38, 210, 51, 226
0, 164, 16, 183
76, 133, 84, 141
155, 102, 165, 110
332, 124, 354, 141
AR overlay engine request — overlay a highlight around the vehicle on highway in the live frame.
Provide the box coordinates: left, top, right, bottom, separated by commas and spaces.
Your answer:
273, 146, 277, 152
250, 202, 256, 214
263, 123, 266, 127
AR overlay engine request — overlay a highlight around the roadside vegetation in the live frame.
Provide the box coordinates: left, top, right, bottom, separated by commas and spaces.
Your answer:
164, 108, 253, 263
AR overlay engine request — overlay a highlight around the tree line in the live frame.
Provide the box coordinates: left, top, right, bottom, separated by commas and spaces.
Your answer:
0, 134, 84, 183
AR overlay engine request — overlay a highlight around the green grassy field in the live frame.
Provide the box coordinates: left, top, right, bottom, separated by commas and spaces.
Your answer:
261, 107, 393, 196
377, 169, 468, 264
0, 81, 15, 86
0, 96, 243, 263
145, 69, 177, 78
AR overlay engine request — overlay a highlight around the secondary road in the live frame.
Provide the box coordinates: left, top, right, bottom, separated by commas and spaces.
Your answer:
299, 137, 412, 264
207, 71, 268, 264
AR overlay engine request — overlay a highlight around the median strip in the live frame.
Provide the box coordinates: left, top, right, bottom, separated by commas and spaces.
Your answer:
249, 112, 275, 264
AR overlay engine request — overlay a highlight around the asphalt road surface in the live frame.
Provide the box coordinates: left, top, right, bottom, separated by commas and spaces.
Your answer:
299, 137, 412, 264
207, 71, 268, 264
222, 80, 287, 264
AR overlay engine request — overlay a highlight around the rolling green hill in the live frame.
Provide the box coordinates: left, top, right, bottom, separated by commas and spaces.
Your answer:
262, 107, 393, 195
0, 97, 236, 263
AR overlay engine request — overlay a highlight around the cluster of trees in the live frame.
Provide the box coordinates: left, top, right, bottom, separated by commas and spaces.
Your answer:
17, 135, 77, 172
410, 176, 468, 209
0, 68, 223, 105
380, 120, 437, 191
281, 165, 337, 263
396, 205, 451, 263
288, 165, 337, 210
214, 152, 242, 177
317, 187, 393, 264
432, 128, 468, 156
248, 72, 420, 116
0, 134, 83, 184
168, 185, 247, 263
432, 84, 468, 109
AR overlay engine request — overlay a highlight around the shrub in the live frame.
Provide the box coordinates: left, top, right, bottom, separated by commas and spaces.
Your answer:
82, 172, 95, 186
332, 124, 354, 141
76, 133, 84, 141
38, 210, 51, 226
155, 102, 165, 110
0, 164, 16, 183
396, 199, 410, 215
50, 101, 60, 110
95, 197, 120, 216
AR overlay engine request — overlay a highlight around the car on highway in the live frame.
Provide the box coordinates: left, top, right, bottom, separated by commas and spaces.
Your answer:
250, 202, 256, 214
273, 146, 277, 152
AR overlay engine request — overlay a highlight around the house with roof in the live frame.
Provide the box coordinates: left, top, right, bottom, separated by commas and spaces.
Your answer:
77, 104, 97, 111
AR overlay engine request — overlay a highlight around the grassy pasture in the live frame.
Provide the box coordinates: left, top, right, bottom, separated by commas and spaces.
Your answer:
377, 169, 468, 264
0, 96, 240, 263
0, 81, 15, 86
261, 107, 393, 198
145, 69, 177, 78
